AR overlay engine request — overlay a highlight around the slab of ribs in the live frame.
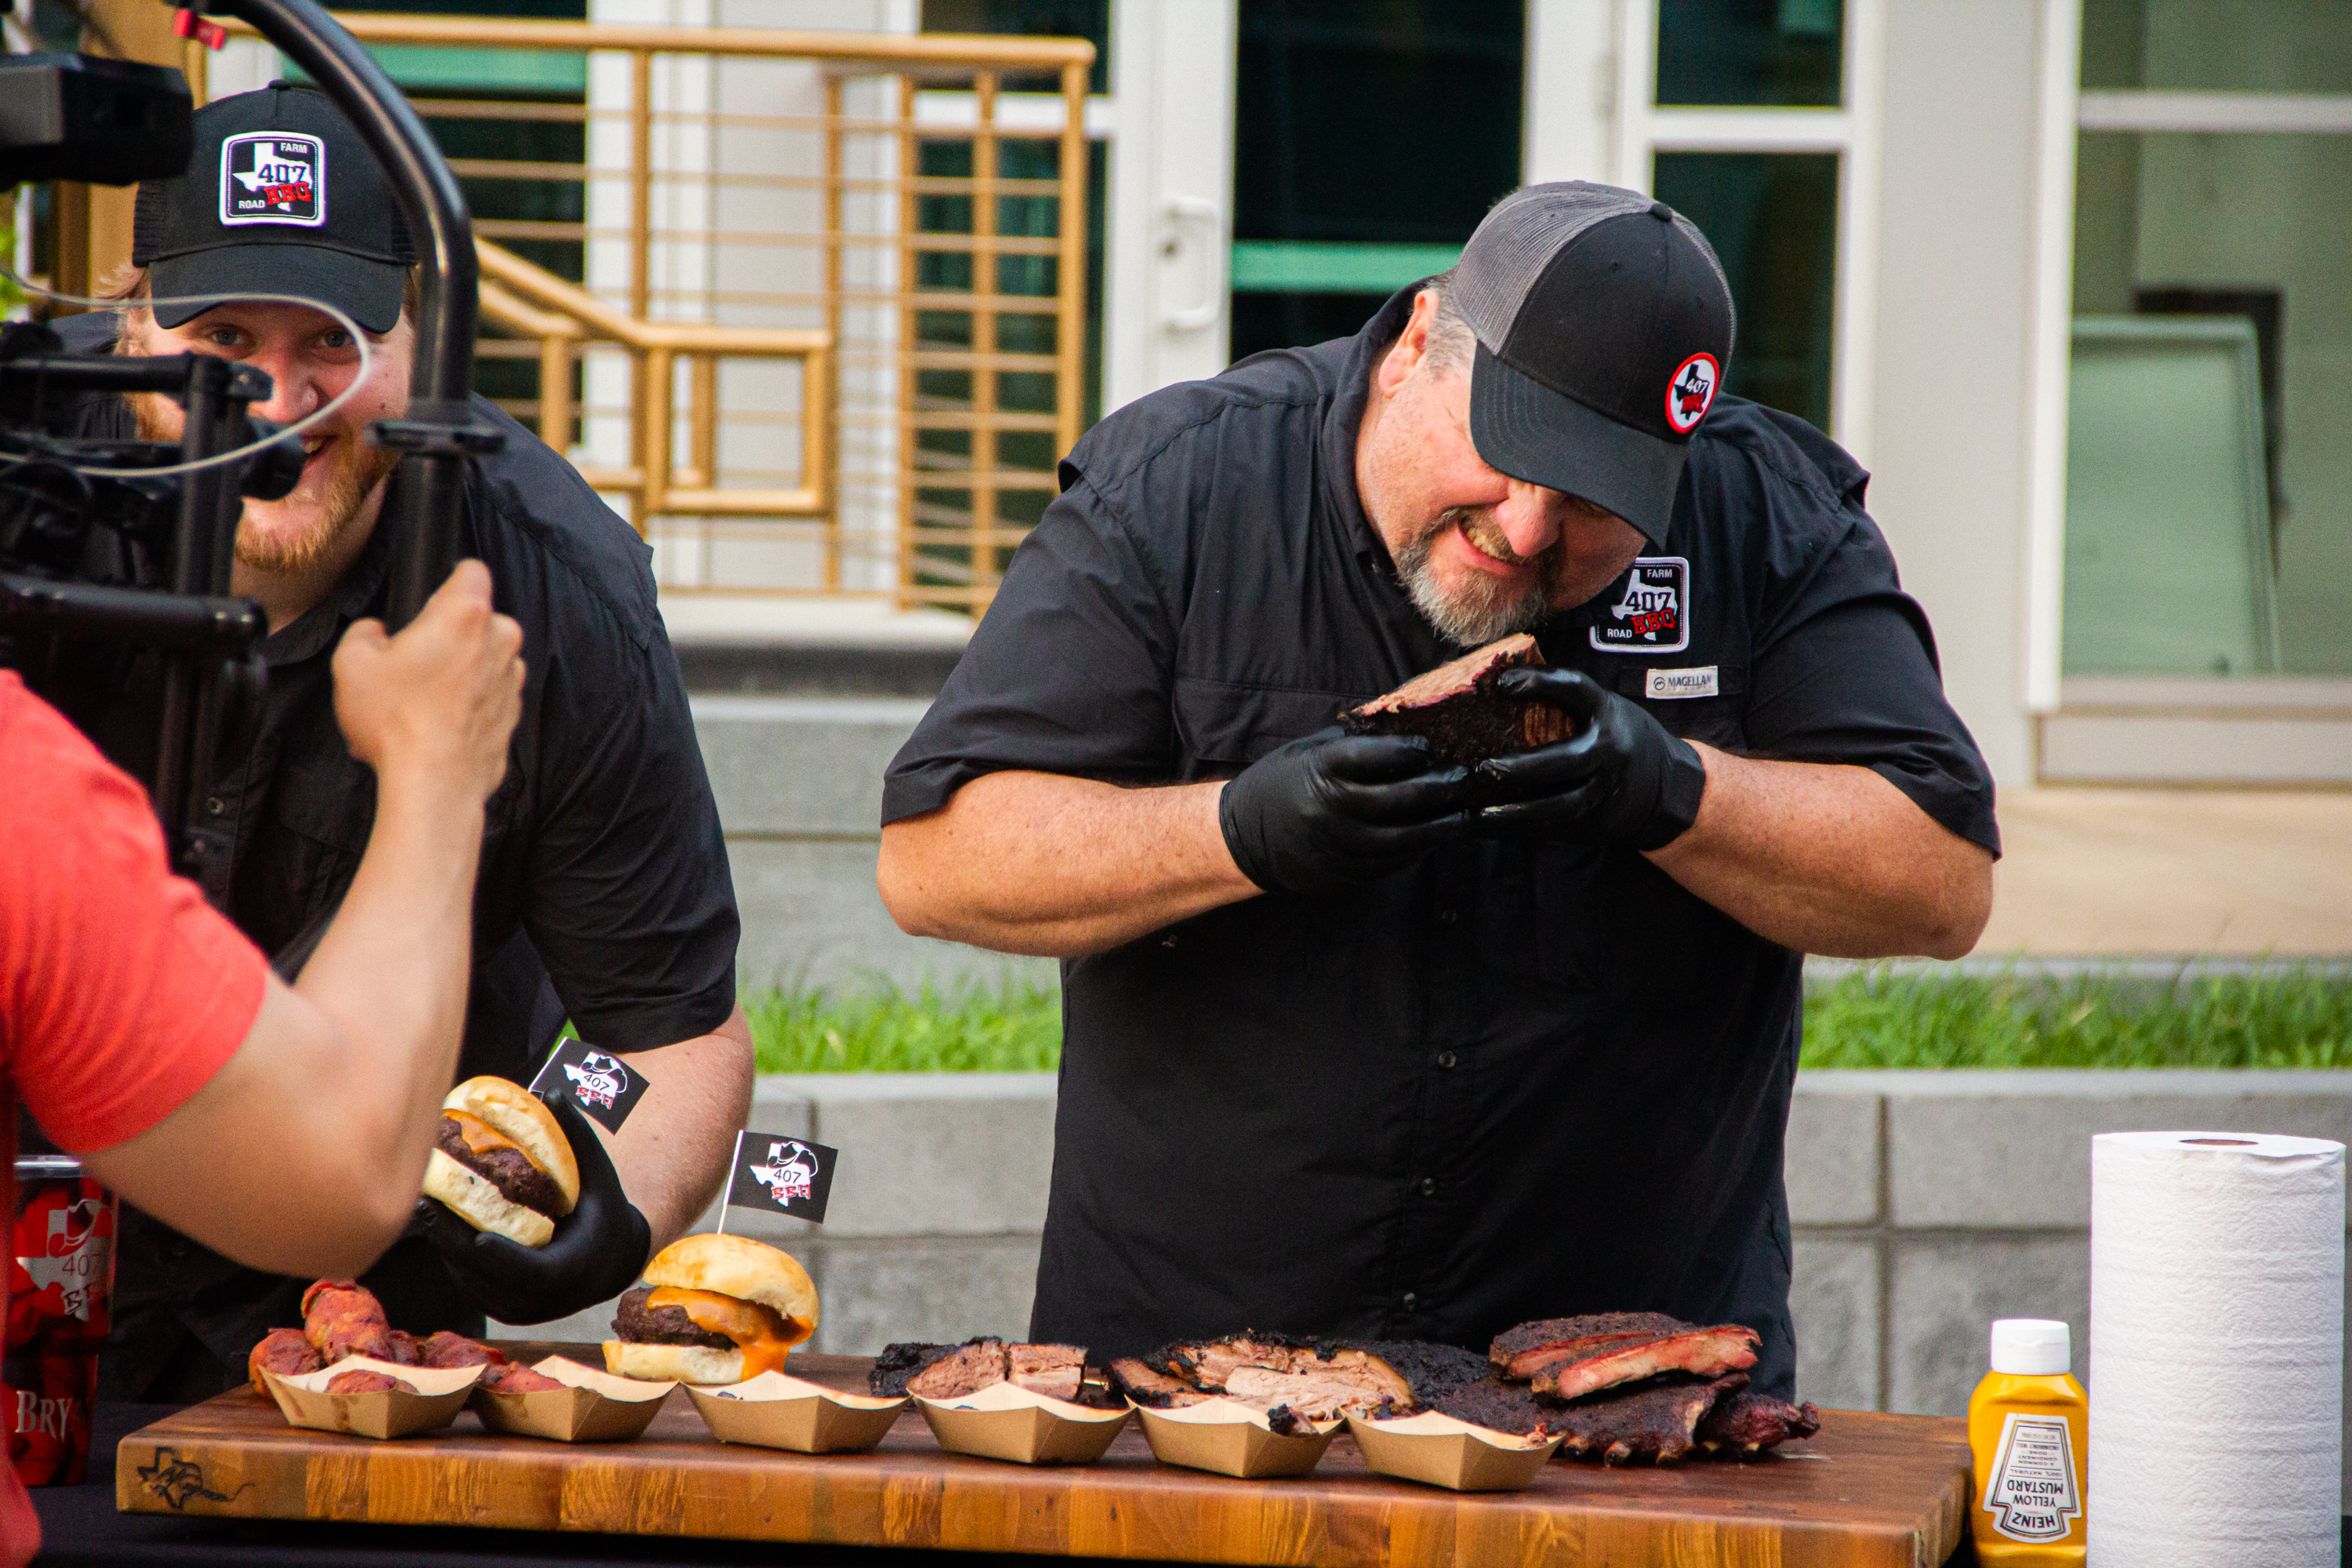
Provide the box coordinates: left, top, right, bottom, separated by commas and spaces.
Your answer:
1341, 633, 1574, 770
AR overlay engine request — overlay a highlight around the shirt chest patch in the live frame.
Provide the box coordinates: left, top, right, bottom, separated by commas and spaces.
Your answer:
1590, 556, 1690, 654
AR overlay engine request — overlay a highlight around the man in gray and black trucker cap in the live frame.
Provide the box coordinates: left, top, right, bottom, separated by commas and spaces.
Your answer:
877, 183, 2000, 1398
38, 85, 753, 1402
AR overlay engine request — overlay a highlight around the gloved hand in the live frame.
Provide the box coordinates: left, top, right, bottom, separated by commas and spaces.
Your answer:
1471, 667, 1708, 850
1218, 727, 1476, 897
415, 1088, 652, 1325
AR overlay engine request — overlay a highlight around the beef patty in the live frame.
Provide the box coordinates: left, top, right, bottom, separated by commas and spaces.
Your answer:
612, 1287, 735, 1350
437, 1116, 565, 1218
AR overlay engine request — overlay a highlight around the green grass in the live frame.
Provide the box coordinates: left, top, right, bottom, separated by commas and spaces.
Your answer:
746, 975, 1063, 1074
734, 967, 2352, 1073
1799, 968, 2352, 1070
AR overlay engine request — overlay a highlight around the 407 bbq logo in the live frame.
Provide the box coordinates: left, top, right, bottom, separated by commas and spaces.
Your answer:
220, 132, 325, 227
1590, 557, 1690, 654
1665, 352, 1720, 434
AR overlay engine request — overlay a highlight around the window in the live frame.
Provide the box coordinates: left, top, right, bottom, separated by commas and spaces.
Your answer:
2063, 0, 2352, 676
1617, 0, 1878, 447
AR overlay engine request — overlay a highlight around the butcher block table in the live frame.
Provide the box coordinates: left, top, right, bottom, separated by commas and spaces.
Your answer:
114, 1349, 1973, 1567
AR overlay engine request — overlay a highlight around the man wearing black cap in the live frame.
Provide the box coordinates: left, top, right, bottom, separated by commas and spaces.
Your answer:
47, 85, 751, 1401
876, 183, 1999, 1397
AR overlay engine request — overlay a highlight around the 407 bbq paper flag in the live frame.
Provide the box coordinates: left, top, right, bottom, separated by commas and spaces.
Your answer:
529, 1040, 650, 1134
717, 1130, 838, 1228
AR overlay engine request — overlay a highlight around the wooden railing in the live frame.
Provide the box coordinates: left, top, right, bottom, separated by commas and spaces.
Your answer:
199, 13, 1098, 610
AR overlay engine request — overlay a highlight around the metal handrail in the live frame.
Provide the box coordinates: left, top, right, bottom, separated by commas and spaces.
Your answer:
208, 12, 1094, 608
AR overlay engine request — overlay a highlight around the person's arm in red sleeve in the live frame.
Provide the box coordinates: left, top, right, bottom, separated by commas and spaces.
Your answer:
4, 562, 527, 1278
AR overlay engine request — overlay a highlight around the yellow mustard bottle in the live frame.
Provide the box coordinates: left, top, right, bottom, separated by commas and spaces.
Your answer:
1968, 1319, 2087, 1564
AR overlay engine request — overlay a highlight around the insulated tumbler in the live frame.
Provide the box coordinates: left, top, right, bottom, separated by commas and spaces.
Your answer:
5, 1155, 117, 1486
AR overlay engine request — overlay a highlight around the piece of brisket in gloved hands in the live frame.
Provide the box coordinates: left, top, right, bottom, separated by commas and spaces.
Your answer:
416, 1089, 651, 1326
1470, 666, 1706, 850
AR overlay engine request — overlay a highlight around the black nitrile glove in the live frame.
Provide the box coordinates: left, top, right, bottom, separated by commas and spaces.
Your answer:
416, 1089, 652, 1326
1472, 667, 1708, 850
1218, 727, 1477, 897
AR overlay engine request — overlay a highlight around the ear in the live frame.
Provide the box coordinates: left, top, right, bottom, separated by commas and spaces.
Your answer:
1375, 289, 1443, 397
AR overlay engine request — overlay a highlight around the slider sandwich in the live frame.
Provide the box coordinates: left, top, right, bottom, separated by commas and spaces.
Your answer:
604, 1234, 818, 1385
420, 1076, 580, 1248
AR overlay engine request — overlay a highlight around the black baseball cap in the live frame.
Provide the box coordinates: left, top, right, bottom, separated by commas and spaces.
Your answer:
1451, 181, 1736, 544
132, 84, 415, 333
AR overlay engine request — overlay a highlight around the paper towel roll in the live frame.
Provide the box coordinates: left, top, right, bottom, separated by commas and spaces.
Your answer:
2088, 1130, 2344, 1567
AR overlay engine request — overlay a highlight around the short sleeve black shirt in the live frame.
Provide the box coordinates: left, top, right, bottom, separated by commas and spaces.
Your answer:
883, 286, 1998, 1399
37, 354, 740, 1399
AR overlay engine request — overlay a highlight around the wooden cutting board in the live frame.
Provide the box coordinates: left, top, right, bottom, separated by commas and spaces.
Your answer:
118, 1350, 1972, 1567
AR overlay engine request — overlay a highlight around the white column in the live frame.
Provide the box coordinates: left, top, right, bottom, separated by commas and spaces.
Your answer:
2021, 0, 2082, 717
1102, 0, 1237, 413
1522, 0, 1617, 185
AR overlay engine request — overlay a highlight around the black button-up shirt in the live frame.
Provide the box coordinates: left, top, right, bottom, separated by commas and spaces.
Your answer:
42, 358, 739, 1399
883, 286, 1998, 1398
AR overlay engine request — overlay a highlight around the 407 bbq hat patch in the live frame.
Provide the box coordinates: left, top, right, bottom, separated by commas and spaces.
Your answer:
133, 84, 415, 333
220, 132, 324, 226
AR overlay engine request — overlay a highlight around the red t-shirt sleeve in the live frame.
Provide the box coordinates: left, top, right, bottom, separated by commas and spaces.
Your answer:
0, 673, 269, 1152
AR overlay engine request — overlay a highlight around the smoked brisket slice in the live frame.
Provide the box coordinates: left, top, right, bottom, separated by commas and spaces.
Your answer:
1527, 1323, 1760, 1401
1552, 1374, 1748, 1466
1489, 1313, 1689, 1378
872, 1338, 1123, 1407
1696, 1388, 1823, 1457
1108, 1357, 1210, 1409
1341, 633, 1573, 769
1149, 1331, 1417, 1421
1417, 1377, 1559, 1438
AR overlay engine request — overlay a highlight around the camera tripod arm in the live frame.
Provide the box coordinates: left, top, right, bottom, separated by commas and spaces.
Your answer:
202, 0, 499, 629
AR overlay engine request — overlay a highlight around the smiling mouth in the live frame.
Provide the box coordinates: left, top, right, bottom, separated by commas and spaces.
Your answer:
1454, 511, 1534, 568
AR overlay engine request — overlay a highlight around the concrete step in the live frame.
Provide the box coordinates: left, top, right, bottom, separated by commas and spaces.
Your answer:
691, 693, 1052, 992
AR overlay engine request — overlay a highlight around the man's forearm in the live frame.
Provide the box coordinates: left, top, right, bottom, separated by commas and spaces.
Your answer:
605, 1007, 756, 1251
1644, 744, 1993, 959
879, 771, 1261, 957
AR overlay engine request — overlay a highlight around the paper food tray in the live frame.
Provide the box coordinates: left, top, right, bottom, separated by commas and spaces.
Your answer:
264, 1355, 484, 1440
472, 1356, 675, 1443
688, 1370, 908, 1454
1135, 1398, 1340, 1479
1344, 1410, 1563, 1492
916, 1381, 1131, 1465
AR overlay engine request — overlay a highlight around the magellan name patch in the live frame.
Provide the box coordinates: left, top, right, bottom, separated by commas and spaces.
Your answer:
1591, 556, 1690, 654
220, 132, 325, 227
1646, 666, 1718, 699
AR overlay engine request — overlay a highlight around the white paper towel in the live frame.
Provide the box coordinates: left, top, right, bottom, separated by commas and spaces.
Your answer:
2088, 1130, 2345, 1567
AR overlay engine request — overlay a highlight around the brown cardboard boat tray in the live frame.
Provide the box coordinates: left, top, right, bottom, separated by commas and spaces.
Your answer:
124, 1346, 1973, 1567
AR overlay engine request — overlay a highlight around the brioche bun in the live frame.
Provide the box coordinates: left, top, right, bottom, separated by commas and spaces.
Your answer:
444, 1077, 580, 1214
601, 1339, 746, 1385
420, 1150, 557, 1248
643, 1234, 819, 1336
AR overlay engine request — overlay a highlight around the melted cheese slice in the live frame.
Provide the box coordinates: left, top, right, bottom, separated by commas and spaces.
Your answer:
645, 1287, 813, 1379
444, 1109, 523, 1159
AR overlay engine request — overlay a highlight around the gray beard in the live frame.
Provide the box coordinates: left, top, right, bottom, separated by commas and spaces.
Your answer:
1393, 510, 1551, 647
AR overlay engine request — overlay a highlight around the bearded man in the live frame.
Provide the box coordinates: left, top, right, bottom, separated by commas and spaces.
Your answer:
876, 183, 2001, 1398
43, 85, 750, 1401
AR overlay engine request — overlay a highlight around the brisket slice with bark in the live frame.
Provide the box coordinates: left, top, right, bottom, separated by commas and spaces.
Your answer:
1150, 1332, 1417, 1421
1696, 1388, 1823, 1457
1526, 1323, 1761, 1401
1552, 1374, 1748, 1466
871, 1338, 1123, 1407
1414, 1377, 1560, 1438
1341, 633, 1573, 769
1489, 1313, 1689, 1378
1107, 1357, 1211, 1409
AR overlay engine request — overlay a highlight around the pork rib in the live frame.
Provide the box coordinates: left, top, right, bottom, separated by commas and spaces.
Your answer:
1341, 634, 1573, 769
1552, 1374, 1748, 1465
1527, 1323, 1760, 1401
1696, 1388, 1823, 1457
1488, 1313, 1688, 1379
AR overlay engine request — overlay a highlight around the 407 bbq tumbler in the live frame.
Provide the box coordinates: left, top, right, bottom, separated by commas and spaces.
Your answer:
5, 1155, 117, 1486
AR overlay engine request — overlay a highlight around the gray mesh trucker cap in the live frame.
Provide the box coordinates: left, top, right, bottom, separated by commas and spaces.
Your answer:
1452, 181, 1736, 543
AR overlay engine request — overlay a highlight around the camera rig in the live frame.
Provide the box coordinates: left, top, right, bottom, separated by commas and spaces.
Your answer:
0, 0, 497, 871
